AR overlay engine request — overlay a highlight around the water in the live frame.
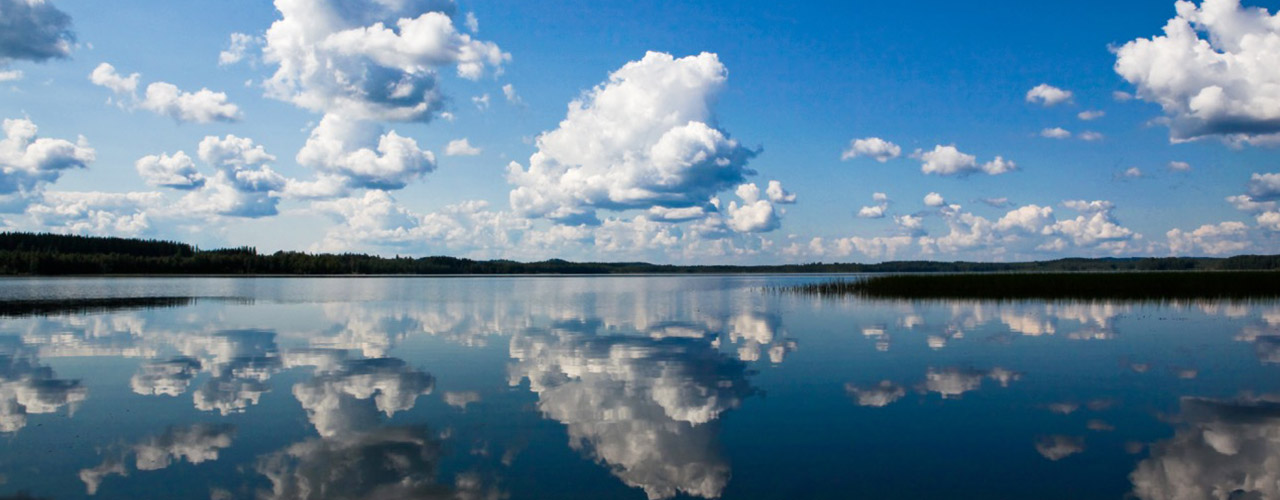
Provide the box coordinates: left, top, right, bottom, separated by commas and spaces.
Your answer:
0, 276, 1277, 499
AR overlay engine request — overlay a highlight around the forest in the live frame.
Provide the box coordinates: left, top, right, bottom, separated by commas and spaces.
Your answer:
2, 231, 1279, 275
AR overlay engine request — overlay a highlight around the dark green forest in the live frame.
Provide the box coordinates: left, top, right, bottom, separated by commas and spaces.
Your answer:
2, 231, 1280, 275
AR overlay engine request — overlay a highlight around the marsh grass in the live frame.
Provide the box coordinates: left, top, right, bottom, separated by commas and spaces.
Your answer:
0, 296, 200, 317
779, 271, 1280, 301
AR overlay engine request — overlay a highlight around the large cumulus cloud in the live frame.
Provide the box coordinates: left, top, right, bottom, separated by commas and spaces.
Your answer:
507, 51, 760, 224
256, 0, 506, 198
261, 0, 506, 122
1114, 0, 1280, 145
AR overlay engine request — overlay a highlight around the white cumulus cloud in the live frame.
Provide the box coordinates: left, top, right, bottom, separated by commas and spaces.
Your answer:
295, 114, 436, 193
507, 51, 757, 223
1114, 0, 1280, 144
1026, 84, 1073, 107
725, 183, 782, 233
0, 117, 94, 195
444, 138, 481, 156
841, 137, 901, 162
138, 135, 288, 218
90, 63, 241, 123
1041, 127, 1071, 139
1167, 221, 1251, 255
261, 0, 507, 122
1248, 172, 1280, 200
135, 151, 205, 190
914, 145, 1016, 176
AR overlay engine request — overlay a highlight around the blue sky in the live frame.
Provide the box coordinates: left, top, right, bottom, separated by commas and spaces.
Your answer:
1, 0, 1278, 263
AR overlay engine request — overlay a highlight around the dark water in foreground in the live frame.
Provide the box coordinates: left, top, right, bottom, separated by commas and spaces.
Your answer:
0, 276, 1277, 499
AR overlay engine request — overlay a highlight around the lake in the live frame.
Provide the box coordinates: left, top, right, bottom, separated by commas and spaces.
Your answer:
0, 275, 1277, 499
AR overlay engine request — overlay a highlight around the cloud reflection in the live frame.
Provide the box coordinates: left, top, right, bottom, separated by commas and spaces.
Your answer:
256, 426, 501, 500
921, 367, 1020, 399
0, 336, 86, 433
845, 380, 906, 407
509, 320, 755, 499
78, 423, 236, 495
130, 357, 201, 396
1131, 395, 1280, 500
1035, 435, 1084, 461
292, 357, 435, 438
186, 330, 283, 415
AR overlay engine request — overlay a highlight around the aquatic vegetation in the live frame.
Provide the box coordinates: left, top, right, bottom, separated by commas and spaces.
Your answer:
782, 271, 1280, 300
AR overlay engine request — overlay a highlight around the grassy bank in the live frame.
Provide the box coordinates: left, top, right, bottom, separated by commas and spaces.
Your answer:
783, 271, 1280, 301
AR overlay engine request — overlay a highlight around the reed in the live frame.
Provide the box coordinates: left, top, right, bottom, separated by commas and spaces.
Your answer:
0, 296, 198, 317
780, 271, 1280, 301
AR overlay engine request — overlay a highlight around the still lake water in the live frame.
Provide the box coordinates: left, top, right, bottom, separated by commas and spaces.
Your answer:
0, 275, 1278, 499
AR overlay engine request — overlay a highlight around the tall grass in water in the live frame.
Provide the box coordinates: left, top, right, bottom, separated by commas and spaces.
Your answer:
0, 296, 201, 317
781, 271, 1280, 301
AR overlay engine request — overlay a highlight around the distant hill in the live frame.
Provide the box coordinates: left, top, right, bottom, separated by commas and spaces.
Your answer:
0, 231, 1277, 275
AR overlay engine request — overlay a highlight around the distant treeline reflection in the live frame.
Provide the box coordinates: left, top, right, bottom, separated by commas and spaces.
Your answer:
4, 232, 1280, 275
784, 271, 1280, 301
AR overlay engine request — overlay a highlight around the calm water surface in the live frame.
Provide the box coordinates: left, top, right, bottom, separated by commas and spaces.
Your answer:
0, 276, 1277, 499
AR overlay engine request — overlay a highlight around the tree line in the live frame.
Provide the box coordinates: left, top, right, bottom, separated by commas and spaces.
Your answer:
0, 231, 1278, 275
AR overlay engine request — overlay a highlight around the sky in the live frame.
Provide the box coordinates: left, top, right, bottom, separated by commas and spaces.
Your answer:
1, 0, 1279, 263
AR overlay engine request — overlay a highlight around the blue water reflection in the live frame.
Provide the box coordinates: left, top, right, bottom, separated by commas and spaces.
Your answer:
0, 276, 1275, 499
